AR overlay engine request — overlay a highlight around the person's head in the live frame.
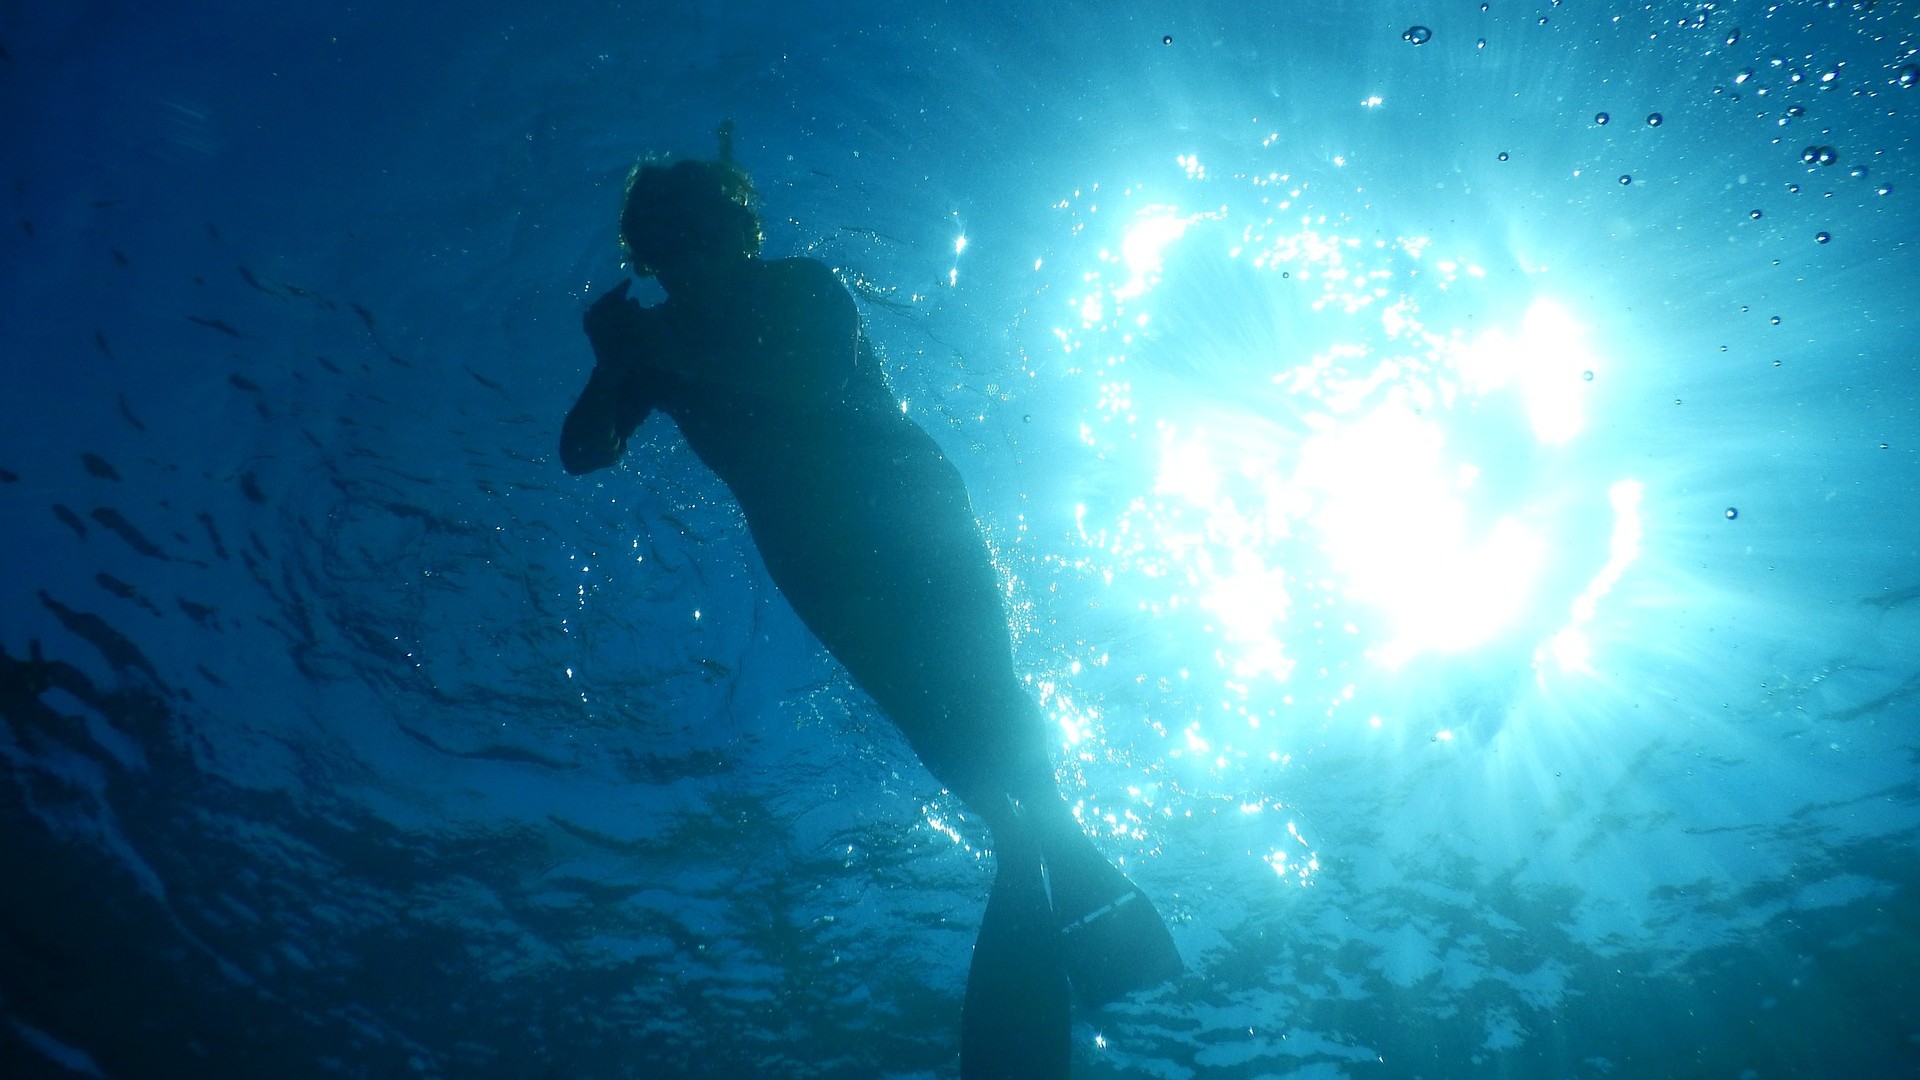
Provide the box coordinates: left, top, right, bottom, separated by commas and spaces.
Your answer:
619, 130, 762, 289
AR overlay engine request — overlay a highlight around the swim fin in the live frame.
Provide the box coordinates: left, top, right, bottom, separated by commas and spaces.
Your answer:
1044, 832, 1184, 1006
961, 838, 1071, 1079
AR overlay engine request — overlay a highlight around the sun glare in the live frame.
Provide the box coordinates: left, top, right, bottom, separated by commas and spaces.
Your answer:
1044, 156, 1644, 771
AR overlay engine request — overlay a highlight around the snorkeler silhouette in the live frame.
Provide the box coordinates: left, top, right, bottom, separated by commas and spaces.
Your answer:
560, 124, 1182, 1078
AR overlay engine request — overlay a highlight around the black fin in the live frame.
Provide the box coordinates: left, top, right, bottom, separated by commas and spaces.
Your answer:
962, 842, 1070, 1079
1044, 831, 1183, 1005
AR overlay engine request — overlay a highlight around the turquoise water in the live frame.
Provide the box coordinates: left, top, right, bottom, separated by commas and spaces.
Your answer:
3, 2, 1917, 1077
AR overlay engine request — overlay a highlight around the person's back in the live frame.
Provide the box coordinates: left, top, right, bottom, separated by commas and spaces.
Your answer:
650, 256, 983, 603
559, 134, 1182, 1078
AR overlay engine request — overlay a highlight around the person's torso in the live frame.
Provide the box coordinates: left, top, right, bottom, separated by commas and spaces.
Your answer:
649, 260, 974, 561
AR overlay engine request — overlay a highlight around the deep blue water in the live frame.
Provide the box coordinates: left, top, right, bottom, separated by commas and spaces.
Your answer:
3, 2, 1918, 1078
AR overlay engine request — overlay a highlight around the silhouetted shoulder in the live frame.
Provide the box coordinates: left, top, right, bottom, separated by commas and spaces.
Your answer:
764, 256, 848, 293
761, 258, 857, 331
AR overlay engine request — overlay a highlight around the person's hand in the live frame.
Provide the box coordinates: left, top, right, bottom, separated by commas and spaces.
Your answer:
583, 280, 650, 370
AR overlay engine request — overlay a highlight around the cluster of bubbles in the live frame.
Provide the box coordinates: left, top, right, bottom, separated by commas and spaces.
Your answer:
1702, 32, 1907, 241
1402, 25, 1433, 46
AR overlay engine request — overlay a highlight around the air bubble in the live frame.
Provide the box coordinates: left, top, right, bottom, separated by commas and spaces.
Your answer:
1582, 370, 1594, 382
1725, 28, 1741, 46
1476, 37, 1487, 49
1769, 315, 1781, 325
1815, 146, 1837, 166
1497, 151, 1510, 161
1787, 105, 1805, 117
1646, 112, 1664, 126
1787, 183, 1801, 194
1876, 184, 1892, 196
1725, 508, 1739, 520
1162, 34, 1173, 45
1619, 174, 1632, 185
1849, 166, 1868, 180
1403, 25, 1433, 45
1898, 64, 1919, 89
1814, 230, 1832, 244
1749, 209, 1763, 219
1735, 69, 1754, 85
1595, 111, 1611, 125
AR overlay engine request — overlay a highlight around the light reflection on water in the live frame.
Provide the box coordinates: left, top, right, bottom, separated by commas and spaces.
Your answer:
1031, 152, 1651, 879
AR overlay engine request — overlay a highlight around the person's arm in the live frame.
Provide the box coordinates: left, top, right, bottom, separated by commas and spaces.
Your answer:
560, 281, 669, 476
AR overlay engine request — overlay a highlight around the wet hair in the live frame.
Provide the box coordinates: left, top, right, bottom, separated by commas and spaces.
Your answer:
618, 122, 763, 277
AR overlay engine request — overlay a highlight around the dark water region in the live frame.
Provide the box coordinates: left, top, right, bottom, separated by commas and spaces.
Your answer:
4, 1, 1919, 1078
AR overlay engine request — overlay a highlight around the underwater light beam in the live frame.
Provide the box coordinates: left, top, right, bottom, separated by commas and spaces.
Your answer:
1055, 174, 1643, 752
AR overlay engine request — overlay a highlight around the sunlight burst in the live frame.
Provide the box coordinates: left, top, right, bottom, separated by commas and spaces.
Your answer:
1046, 159, 1644, 763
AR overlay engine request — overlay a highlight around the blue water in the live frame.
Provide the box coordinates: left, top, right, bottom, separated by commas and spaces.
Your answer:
4, 2, 1918, 1077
